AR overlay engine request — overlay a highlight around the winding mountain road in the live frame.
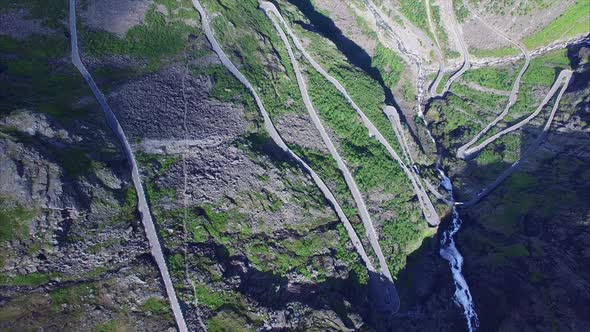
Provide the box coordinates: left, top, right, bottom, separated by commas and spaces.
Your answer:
259, 1, 408, 312
425, 0, 447, 98
433, 0, 471, 97
458, 69, 572, 206
261, 1, 440, 227
261, 3, 395, 289
456, 0, 531, 160
68, 1, 188, 331
384, 106, 415, 166
189, 0, 376, 277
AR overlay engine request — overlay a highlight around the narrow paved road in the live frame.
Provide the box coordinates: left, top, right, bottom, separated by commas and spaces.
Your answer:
425, 0, 447, 98
68, 1, 188, 331
458, 70, 572, 206
460, 70, 572, 159
261, 1, 440, 227
436, 0, 471, 96
456, 0, 531, 160
189, 0, 376, 274
262, 3, 393, 285
384, 106, 415, 165
262, 4, 405, 312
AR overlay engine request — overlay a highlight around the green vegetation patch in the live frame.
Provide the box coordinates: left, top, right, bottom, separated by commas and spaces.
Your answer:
193, 282, 251, 312
372, 43, 405, 90
399, 0, 432, 40
523, 1, 590, 49
0, 271, 62, 286
475, 132, 521, 166
49, 283, 96, 310
0, 34, 93, 121
93, 319, 132, 332
306, 41, 405, 154
306, 68, 411, 195
140, 297, 173, 319
208, 310, 253, 332
81, 4, 197, 64
201, 0, 304, 117
111, 186, 139, 225
521, 49, 571, 86
430, 3, 449, 48
380, 201, 432, 276
0, 198, 38, 243
244, 230, 339, 278
0, 0, 66, 29
287, 145, 366, 244
452, 0, 469, 23
430, 81, 506, 143
194, 65, 248, 102
502, 49, 570, 119
334, 224, 369, 285
136, 152, 181, 175
462, 66, 516, 91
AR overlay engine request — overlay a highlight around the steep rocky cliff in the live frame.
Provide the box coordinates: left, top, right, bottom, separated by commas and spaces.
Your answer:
1, 0, 589, 331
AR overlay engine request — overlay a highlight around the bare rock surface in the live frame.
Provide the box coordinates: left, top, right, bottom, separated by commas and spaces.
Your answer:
81, 0, 153, 36
276, 113, 328, 153
109, 67, 247, 142
469, 0, 575, 40
314, 0, 378, 55
0, 110, 175, 330
0, 8, 53, 40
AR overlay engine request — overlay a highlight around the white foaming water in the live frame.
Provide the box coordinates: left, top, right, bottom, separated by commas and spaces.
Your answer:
439, 171, 479, 331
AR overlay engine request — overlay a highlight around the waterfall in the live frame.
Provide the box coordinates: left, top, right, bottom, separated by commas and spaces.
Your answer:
439, 171, 479, 331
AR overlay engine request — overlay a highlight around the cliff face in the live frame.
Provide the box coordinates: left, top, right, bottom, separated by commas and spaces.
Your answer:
0, 109, 177, 330
2, 0, 589, 331
0, 1, 376, 330
428, 45, 590, 331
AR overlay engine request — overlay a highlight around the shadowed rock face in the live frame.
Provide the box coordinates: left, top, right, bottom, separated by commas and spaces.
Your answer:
283, 0, 397, 106
425, 43, 590, 332
81, 0, 153, 36
195, 243, 406, 330
458, 125, 590, 331
0, 109, 177, 331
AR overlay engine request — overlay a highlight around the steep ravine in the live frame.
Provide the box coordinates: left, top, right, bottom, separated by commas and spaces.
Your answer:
278, 0, 475, 329
425, 42, 590, 331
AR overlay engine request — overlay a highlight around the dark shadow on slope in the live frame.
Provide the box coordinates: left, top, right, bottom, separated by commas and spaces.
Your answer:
199, 242, 403, 330
456, 123, 590, 332
276, 0, 423, 150
449, 52, 590, 328
566, 38, 590, 92
281, 0, 394, 103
